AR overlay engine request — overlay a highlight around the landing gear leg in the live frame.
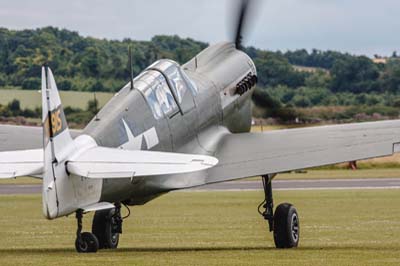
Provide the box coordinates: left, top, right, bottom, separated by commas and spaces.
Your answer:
259, 174, 300, 248
75, 210, 99, 253
259, 175, 274, 232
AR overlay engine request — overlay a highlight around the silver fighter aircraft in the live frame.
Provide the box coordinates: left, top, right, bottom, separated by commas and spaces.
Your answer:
1, 0, 400, 253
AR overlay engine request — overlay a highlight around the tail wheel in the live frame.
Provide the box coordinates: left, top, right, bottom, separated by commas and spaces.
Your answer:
92, 208, 120, 249
75, 232, 99, 253
273, 203, 299, 248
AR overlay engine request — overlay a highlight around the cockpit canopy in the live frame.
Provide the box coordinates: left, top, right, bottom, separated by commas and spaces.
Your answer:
134, 60, 197, 119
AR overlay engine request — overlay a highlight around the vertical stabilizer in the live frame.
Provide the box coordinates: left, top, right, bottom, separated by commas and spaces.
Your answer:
41, 66, 76, 219
42, 67, 74, 161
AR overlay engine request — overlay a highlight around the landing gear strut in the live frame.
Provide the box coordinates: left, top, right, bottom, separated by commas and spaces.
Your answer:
75, 210, 99, 253
259, 174, 300, 248
259, 175, 274, 232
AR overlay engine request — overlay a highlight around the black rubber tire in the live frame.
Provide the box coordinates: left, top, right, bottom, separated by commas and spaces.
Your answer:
92, 208, 119, 249
75, 232, 99, 253
273, 203, 300, 248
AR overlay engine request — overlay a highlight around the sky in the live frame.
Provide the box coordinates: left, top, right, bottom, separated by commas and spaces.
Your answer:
0, 0, 398, 57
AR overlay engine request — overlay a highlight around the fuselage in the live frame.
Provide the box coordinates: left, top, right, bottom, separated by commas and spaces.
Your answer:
83, 42, 257, 205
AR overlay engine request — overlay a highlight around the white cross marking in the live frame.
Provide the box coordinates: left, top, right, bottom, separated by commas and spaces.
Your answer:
120, 119, 159, 150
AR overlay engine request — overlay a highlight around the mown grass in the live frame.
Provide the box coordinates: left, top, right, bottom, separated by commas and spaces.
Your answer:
0, 190, 399, 266
0, 89, 113, 109
0, 177, 41, 184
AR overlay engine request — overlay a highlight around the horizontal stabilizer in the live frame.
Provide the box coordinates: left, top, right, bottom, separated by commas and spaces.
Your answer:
67, 147, 218, 178
0, 149, 43, 178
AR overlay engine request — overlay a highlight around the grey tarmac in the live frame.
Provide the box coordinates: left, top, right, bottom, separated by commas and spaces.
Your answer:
2, 178, 400, 194
187, 178, 400, 191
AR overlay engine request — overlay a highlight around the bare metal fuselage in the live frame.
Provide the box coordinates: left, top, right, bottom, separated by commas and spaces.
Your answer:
83, 42, 256, 205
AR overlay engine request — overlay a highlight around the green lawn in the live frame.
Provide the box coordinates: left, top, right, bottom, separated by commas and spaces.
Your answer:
0, 190, 399, 265
0, 89, 113, 109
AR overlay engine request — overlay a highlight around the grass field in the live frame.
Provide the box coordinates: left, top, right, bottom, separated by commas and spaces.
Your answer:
0, 190, 399, 265
0, 89, 113, 109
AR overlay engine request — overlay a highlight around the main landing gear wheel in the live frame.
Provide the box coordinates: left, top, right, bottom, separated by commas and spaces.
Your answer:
273, 203, 299, 248
92, 204, 123, 249
259, 175, 300, 249
75, 210, 99, 253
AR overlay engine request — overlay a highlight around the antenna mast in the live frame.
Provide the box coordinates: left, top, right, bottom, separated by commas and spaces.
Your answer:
129, 46, 134, 90
94, 91, 100, 121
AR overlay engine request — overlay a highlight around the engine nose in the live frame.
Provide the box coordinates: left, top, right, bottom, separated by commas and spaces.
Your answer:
183, 42, 257, 93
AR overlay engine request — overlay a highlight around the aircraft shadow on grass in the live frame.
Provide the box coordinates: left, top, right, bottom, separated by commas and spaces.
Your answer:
0, 245, 395, 254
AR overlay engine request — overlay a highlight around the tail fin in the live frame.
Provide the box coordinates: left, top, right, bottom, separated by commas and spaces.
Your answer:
41, 66, 75, 219
42, 67, 74, 162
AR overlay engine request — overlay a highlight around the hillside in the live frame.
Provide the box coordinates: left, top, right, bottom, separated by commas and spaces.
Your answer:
0, 27, 399, 124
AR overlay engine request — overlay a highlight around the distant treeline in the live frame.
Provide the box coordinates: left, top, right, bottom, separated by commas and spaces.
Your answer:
0, 27, 207, 92
0, 27, 400, 121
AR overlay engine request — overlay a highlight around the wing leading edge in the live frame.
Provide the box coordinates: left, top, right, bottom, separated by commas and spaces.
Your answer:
206, 120, 400, 183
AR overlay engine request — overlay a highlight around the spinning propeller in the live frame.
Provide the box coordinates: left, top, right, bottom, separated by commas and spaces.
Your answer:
232, 0, 260, 50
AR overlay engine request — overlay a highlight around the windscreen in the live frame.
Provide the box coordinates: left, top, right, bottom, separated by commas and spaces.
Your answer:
135, 70, 177, 119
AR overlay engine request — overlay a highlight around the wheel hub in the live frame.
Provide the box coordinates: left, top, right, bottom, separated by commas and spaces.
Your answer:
291, 213, 299, 242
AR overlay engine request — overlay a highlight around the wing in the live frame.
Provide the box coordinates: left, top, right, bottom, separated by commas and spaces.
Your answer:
0, 125, 43, 151
206, 120, 400, 183
67, 147, 218, 178
0, 124, 81, 152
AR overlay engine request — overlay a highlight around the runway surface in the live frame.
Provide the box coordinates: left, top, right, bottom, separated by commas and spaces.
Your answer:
187, 178, 400, 191
1, 178, 400, 194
